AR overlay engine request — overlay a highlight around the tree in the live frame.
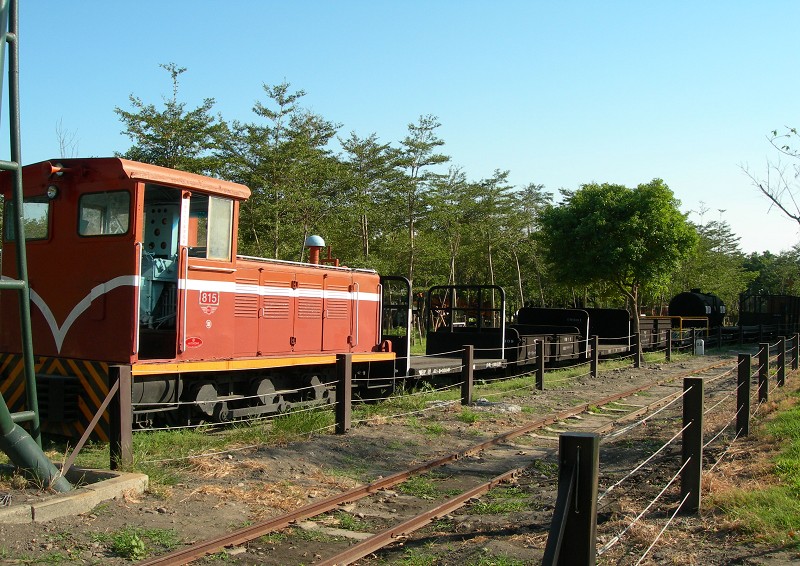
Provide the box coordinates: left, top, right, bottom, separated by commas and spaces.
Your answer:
216, 82, 341, 259
115, 63, 222, 175
395, 115, 450, 287
339, 132, 402, 264
743, 126, 800, 228
668, 213, 754, 323
537, 179, 697, 335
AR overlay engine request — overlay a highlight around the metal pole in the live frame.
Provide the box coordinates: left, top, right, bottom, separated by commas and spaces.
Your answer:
3, 0, 41, 446
461, 345, 474, 406
335, 354, 352, 435
778, 337, 786, 387
736, 354, 750, 438
634, 332, 642, 368
681, 376, 704, 514
590, 335, 599, 378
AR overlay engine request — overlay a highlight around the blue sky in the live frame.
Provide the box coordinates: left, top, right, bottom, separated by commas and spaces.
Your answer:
8, 1, 800, 254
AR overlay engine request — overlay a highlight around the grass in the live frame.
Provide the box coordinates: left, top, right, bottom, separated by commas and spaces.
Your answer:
468, 486, 528, 515
708, 388, 800, 547
397, 474, 440, 500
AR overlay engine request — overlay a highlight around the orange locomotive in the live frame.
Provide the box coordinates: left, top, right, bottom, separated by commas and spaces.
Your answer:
0, 158, 397, 439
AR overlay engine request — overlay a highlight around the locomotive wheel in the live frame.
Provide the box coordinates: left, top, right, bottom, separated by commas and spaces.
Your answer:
213, 401, 231, 422
192, 382, 218, 417
251, 377, 285, 413
303, 374, 331, 404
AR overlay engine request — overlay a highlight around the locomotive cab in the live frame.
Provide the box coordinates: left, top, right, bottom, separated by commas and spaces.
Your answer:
0, 158, 247, 364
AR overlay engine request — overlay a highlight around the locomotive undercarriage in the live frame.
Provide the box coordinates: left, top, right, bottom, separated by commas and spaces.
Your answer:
131, 367, 340, 428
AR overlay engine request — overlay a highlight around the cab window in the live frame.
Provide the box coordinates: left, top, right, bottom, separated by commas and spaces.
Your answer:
4, 197, 50, 241
79, 191, 130, 236
188, 194, 233, 261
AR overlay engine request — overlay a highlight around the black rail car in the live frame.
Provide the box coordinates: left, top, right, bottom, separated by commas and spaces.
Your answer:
669, 289, 726, 328
739, 293, 800, 332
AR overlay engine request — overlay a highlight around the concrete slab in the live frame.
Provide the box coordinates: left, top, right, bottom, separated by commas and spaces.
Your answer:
0, 466, 148, 524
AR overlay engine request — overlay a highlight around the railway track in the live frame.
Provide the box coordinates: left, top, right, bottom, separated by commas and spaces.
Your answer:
139, 358, 736, 565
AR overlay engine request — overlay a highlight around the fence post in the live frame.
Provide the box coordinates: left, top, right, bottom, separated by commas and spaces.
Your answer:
461, 345, 474, 406
666, 328, 672, 362
536, 339, 545, 390
109, 365, 133, 470
778, 337, 786, 387
590, 335, 599, 378
542, 432, 599, 566
681, 376, 704, 514
758, 343, 769, 404
717, 326, 723, 349
736, 354, 751, 438
692, 328, 698, 355
335, 353, 352, 434
793, 333, 800, 371
634, 332, 642, 368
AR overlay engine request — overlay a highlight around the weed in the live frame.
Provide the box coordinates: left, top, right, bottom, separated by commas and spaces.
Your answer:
469, 486, 528, 515
398, 475, 439, 500
258, 532, 287, 544
110, 530, 147, 560
397, 547, 438, 565
291, 527, 341, 542
424, 423, 446, 436
95, 527, 180, 560
457, 408, 481, 423
336, 511, 369, 531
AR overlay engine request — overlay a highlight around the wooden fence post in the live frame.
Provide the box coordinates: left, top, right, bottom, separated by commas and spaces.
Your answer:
634, 332, 642, 368
590, 336, 599, 378
109, 365, 133, 470
335, 353, 352, 434
778, 337, 786, 387
681, 376, 704, 514
461, 345, 474, 406
542, 432, 599, 566
793, 333, 800, 371
666, 328, 672, 362
758, 343, 769, 404
736, 354, 751, 438
536, 340, 545, 390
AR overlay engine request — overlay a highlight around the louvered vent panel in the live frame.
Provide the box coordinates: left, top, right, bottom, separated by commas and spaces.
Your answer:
298, 297, 323, 319
235, 293, 259, 318
327, 299, 349, 320
263, 296, 290, 319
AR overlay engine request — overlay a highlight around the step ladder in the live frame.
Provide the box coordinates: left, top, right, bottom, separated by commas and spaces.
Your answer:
0, 0, 41, 446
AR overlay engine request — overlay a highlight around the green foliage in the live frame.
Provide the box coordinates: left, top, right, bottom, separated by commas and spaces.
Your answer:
115, 67, 760, 312
115, 63, 223, 175
710, 391, 800, 546
666, 208, 755, 322
538, 180, 697, 321
94, 527, 180, 560
109, 530, 147, 560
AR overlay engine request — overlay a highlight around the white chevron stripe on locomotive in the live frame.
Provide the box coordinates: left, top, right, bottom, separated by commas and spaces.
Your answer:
3, 275, 379, 354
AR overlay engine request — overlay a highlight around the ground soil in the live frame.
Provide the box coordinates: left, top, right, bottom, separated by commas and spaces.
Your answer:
1, 349, 799, 565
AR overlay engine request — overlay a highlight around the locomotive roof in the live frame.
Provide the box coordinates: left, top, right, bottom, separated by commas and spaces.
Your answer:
2, 157, 251, 200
